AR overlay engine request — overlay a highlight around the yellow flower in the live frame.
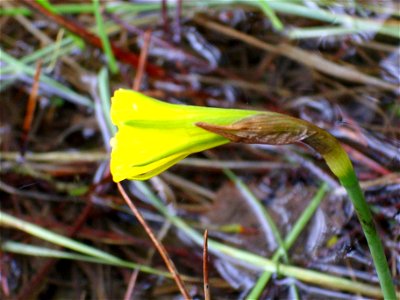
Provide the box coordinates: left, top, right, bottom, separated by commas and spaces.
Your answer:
110, 89, 256, 181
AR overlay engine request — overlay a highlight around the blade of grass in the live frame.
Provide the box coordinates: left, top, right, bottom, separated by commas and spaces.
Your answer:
224, 169, 300, 299
36, 0, 57, 13
1, 241, 171, 278
288, 26, 366, 39
258, 0, 284, 31
0, 3, 162, 16
92, 0, 118, 74
0, 214, 204, 283
247, 183, 329, 299
0, 211, 120, 262
266, 1, 400, 39
98, 67, 116, 135
210, 0, 399, 39
93, 67, 113, 150
0, 37, 74, 76
0, 50, 93, 108
224, 169, 277, 250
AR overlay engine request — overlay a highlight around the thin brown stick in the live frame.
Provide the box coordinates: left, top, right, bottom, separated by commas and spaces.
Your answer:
116, 183, 190, 299
203, 229, 210, 300
133, 30, 152, 91
161, 0, 169, 35
123, 269, 139, 300
173, 0, 182, 43
21, 59, 42, 156
124, 29, 154, 299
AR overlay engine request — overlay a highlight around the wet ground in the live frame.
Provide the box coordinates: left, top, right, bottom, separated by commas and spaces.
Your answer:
0, 1, 399, 299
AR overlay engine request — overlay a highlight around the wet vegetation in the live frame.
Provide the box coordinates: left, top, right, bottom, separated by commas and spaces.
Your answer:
0, 1, 399, 299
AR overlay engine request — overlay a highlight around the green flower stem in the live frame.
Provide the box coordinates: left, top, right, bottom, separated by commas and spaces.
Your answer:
307, 129, 396, 300
198, 114, 396, 300
341, 176, 396, 300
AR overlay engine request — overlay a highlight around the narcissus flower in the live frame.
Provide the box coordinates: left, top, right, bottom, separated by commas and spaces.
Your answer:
110, 89, 257, 181
110, 89, 396, 300
110, 89, 351, 183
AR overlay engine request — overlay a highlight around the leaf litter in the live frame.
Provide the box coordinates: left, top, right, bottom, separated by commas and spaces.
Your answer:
0, 1, 399, 299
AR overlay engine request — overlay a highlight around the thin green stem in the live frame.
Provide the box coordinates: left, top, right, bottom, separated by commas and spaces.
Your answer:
0, 211, 120, 262
247, 183, 328, 299
341, 176, 396, 300
1, 241, 170, 278
92, 0, 118, 74
0, 50, 93, 107
258, 0, 284, 31
306, 129, 396, 300
201, 115, 396, 299
224, 169, 300, 299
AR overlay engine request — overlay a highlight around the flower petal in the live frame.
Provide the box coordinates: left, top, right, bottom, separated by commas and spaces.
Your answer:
110, 89, 258, 181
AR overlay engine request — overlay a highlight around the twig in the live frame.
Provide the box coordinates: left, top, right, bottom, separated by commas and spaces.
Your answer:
123, 29, 153, 299
21, 59, 42, 156
133, 30, 152, 90
203, 229, 210, 300
161, 0, 169, 35
173, 0, 182, 43
116, 183, 190, 299
123, 270, 139, 300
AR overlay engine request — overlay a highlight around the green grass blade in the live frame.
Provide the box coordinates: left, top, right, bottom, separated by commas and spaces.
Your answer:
225, 169, 299, 299
0, 50, 93, 108
36, 0, 57, 14
258, 0, 284, 31
1, 241, 171, 278
0, 3, 162, 16
266, 1, 400, 39
0, 211, 120, 262
0, 37, 74, 75
247, 183, 328, 299
92, 0, 118, 74
288, 26, 363, 39
97, 67, 116, 135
